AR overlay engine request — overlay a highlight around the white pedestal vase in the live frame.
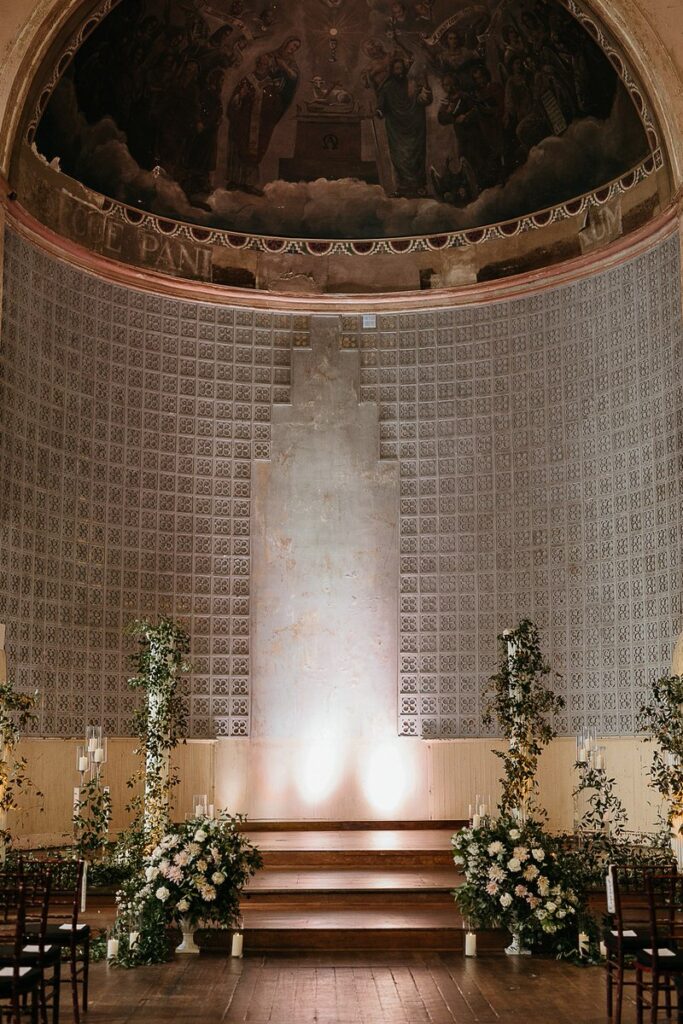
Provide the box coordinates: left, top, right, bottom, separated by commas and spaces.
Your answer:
505, 930, 531, 956
175, 917, 200, 955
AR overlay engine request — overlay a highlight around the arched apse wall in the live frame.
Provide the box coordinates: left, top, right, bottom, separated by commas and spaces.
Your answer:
1, 222, 681, 741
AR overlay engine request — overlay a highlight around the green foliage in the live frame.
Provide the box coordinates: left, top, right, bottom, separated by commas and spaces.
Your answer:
639, 673, 683, 831
573, 761, 628, 837
0, 680, 42, 848
109, 812, 262, 967
73, 776, 112, 859
452, 815, 586, 960
125, 618, 190, 850
565, 828, 675, 891
484, 621, 564, 818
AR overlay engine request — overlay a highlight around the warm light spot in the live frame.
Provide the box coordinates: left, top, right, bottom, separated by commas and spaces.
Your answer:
361, 741, 411, 814
297, 732, 345, 805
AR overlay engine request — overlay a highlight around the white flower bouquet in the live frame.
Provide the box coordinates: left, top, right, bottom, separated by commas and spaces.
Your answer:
139, 812, 262, 928
452, 814, 584, 956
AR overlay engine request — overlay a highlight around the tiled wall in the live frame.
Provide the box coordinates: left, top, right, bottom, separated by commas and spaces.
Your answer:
1, 228, 682, 739
0, 229, 299, 737
347, 235, 683, 737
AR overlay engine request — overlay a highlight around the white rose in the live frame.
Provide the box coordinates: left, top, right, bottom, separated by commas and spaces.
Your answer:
507, 857, 521, 872
212, 872, 225, 885
509, 829, 520, 840
499, 893, 512, 908
194, 830, 207, 843
453, 854, 464, 865
156, 886, 170, 902
532, 848, 545, 862
177, 899, 190, 913
145, 866, 159, 882
546, 901, 557, 913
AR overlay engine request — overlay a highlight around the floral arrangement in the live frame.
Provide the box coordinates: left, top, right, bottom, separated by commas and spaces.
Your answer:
453, 815, 585, 957
145, 813, 262, 926
112, 812, 262, 966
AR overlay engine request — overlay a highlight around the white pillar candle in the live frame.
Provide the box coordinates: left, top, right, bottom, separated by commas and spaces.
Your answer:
231, 932, 243, 958
578, 747, 587, 763
208, 804, 215, 819
80, 861, 88, 914
195, 805, 204, 817
478, 803, 486, 817
107, 938, 119, 959
78, 756, 88, 772
596, 753, 605, 771
471, 813, 481, 829
94, 747, 104, 763
468, 804, 472, 820
465, 932, 477, 957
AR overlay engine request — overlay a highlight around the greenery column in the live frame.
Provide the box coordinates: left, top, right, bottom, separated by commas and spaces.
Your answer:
127, 618, 190, 850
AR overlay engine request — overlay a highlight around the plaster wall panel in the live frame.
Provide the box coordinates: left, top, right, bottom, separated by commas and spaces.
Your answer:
249, 316, 426, 818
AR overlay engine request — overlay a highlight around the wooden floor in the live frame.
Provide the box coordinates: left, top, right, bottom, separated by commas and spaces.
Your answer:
87, 952, 624, 1023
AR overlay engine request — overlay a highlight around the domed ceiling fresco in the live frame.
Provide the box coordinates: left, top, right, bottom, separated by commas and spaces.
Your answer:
31, 0, 656, 248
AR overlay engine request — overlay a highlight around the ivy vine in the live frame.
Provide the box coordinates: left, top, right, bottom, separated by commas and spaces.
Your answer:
0, 680, 42, 851
572, 761, 628, 837
125, 618, 190, 852
73, 776, 112, 860
483, 620, 564, 819
639, 673, 683, 832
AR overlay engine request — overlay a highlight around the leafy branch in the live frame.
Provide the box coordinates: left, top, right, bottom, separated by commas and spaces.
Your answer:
484, 620, 564, 819
0, 681, 42, 849
73, 775, 112, 859
639, 673, 683, 832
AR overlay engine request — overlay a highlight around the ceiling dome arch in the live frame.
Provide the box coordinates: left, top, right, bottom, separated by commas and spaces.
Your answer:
3, 0, 675, 295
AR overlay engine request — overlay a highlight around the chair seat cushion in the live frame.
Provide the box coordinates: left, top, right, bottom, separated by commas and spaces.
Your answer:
603, 928, 650, 952
0, 966, 42, 993
0, 944, 60, 965
636, 947, 683, 971
25, 923, 90, 943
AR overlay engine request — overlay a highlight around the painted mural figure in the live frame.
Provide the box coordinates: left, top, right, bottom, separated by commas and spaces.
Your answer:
376, 57, 432, 197
226, 37, 301, 193
33, 0, 652, 241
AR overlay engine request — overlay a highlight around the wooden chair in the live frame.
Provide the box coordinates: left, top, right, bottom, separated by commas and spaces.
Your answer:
635, 873, 683, 1024
0, 883, 42, 1024
22, 862, 89, 1024
0, 866, 61, 1024
605, 863, 655, 1023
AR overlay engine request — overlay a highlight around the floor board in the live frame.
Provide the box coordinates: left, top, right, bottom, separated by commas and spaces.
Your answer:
84, 951, 632, 1023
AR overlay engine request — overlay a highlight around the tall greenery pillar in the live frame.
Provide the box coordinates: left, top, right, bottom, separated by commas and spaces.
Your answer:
485, 620, 564, 821
127, 619, 190, 851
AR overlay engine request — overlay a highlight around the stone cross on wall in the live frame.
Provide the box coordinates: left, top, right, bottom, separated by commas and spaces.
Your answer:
250, 315, 399, 802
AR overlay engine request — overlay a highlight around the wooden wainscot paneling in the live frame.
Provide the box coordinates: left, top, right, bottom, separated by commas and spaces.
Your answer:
11, 737, 216, 848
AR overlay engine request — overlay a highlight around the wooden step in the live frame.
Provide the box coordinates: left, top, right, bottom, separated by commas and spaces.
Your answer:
196, 909, 506, 954
245, 829, 456, 869
243, 866, 460, 908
